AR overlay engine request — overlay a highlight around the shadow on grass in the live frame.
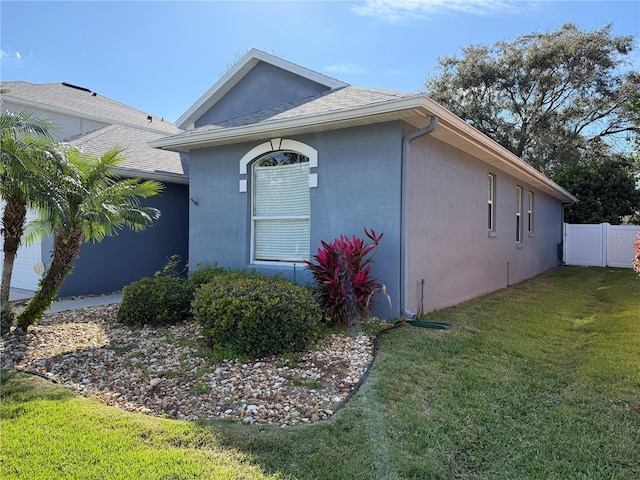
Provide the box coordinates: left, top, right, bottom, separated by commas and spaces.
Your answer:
1, 369, 74, 403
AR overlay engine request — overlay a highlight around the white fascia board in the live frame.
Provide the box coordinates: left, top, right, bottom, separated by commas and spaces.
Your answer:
249, 49, 348, 89
154, 93, 574, 203
176, 48, 348, 130
175, 58, 259, 130
3, 95, 174, 136
153, 95, 427, 150
418, 97, 576, 203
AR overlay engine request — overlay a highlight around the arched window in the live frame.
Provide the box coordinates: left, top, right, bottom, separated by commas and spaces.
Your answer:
252, 151, 310, 262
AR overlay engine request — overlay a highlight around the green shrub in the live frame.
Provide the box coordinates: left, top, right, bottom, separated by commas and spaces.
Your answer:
189, 264, 257, 289
118, 274, 193, 327
192, 275, 321, 359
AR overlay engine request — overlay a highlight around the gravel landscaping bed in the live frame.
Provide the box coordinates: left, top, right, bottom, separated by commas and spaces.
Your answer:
1, 303, 376, 426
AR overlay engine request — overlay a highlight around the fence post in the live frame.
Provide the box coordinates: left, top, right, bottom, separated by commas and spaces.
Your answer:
602, 223, 609, 267
562, 223, 567, 264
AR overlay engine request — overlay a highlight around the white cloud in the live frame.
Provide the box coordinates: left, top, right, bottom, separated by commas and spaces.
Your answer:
325, 63, 366, 75
0, 48, 22, 61
352, 0, 536, 22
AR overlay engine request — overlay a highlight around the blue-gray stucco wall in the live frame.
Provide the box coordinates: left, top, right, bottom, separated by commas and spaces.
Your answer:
188, 122, 404, 318
55, 182, 189, 297
195, 62, 331, 128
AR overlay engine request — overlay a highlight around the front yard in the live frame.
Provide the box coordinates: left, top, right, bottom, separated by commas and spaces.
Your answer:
1, 266, 639, 479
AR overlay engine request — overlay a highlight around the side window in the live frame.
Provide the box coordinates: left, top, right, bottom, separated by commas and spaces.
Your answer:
528, 191, 534, 236
488, 174, 496, 235
252, 151, 310, 263
516, 186, 523, 244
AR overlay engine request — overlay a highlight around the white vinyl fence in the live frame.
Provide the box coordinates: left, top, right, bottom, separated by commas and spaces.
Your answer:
563, 223, 639, 268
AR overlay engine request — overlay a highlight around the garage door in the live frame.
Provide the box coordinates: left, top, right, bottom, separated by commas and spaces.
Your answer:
0, 202, 42, 291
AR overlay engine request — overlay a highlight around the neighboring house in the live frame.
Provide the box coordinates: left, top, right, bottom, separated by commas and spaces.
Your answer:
151, 49, 576, 319
1, 81, 189, 296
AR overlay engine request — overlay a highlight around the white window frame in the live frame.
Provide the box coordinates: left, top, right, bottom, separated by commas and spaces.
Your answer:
239, 139, 318, 266
488, 173, 496, 236
516, 186, 523, 245
527, 191, 534, 237
239, 138, 318, 191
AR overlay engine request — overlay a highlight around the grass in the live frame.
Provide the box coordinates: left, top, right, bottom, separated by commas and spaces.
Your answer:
2, 266, 639, 479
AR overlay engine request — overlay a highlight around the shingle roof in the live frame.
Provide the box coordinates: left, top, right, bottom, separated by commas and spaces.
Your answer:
168, 86, 415, 140
68, 125, 188, 183
0, 81, 179, 135
1, 81, 188, 183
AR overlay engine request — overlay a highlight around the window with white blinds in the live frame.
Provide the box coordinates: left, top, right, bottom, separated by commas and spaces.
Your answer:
252, 154, 310, 262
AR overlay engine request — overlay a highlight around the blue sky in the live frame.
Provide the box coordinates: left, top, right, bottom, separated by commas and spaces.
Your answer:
1, 0, 639, 123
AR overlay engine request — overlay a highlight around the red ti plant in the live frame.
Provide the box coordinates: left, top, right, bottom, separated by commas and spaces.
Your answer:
305, 227, 385, 327
633, 232, 640, 276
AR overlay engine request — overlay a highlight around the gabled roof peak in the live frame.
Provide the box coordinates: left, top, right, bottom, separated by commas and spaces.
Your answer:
176, 48, 348, 130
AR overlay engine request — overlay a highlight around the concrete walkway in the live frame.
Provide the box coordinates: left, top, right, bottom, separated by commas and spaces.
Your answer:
9, 288, 123, 314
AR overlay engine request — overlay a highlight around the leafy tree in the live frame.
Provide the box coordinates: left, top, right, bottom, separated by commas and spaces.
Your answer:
424, 23, 640, 175
626, 97, 640, 222
16, 146, 162, 329
0, 109, 60, 335
553, 153, 640, 224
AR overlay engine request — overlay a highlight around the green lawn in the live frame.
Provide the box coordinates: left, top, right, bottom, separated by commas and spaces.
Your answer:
2, 266, 639, 479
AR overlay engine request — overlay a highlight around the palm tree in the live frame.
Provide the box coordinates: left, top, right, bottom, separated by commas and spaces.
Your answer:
1, 109, 58, 335
16, 146, 162, 328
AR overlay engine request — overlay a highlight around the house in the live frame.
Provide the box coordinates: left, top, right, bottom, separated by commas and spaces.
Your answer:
1, 81, 189, 296
151, 49, 576, 319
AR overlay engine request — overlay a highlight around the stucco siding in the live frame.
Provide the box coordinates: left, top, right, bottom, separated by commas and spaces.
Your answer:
188, 122, 404, 318
307, 123, 404, 318
405, 134, 563, 313
188, 145, 250, 270
195, 62, 331, 128
58, 182, 189, 296
1, 100, 108, 141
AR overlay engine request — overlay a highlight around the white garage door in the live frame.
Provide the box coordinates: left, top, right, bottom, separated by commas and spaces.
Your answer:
0, 202, 42, 291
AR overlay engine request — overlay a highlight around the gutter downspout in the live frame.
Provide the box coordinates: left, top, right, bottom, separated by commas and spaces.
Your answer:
400, 115, 439, 319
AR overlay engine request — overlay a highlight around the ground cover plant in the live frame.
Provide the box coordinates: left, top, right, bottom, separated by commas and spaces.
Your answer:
2, 266, 639, 479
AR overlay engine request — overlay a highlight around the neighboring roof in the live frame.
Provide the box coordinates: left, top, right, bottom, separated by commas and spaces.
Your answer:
68, 125, 189, 184
1, 80, 189, 184
0, 81, 179, 135
176, 48, 348, 130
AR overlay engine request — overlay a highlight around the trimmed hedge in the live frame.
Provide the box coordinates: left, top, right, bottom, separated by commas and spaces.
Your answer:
193, 275, 321, 359
189, 265, 258, 289
117, 275, 193, 327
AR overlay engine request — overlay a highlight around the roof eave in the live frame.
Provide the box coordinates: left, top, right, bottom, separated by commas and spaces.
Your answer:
154, 95, 428, 151
419, 97, 576, 203
153, 94, 574, 203
2, 95, 175, 136
111, 166, 189, 185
